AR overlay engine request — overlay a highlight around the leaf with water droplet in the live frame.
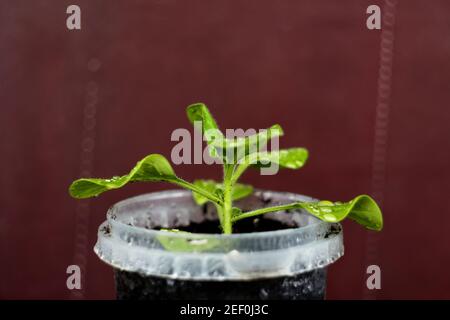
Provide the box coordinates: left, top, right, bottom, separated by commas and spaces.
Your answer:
297, 195, 383, 231
232, 148, 308, 181
251, 148, 308, 169
318, 200, 333, 206
69, 154, 177, 198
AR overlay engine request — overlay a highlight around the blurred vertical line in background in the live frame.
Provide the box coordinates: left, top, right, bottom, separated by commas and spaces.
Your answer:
69, 58, 101, 299
364, 0, 398, 300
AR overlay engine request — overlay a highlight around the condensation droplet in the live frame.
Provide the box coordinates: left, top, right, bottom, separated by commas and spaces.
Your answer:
323, 214, 337, 222
318, 200, 334, 206
259, 288, 269, 299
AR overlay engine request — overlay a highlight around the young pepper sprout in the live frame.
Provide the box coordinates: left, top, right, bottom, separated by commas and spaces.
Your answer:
69, 103, 383, 234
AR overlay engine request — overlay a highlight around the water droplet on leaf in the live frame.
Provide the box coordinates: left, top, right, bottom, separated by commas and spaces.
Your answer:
323, 214, 337, 222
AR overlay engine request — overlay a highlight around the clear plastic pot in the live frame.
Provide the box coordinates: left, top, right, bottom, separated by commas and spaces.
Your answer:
94, 190, 344, 300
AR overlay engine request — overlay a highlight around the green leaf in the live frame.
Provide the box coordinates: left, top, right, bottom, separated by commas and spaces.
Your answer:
232, 148, 308, 182
250, 148, 308, 169
186, 102, 221, 135
231, 207, 242, 218
157, 229, 220, 252
231, 183, 253, 201
192, 179, 253, 206
297, 195, 383, 231
186, 103, 224, 159
69, 154, 176, 199
211, 124, 284, 163
191, 180, 218, 205
231, 195, 383, 231
209, 124, 283, 148
214, 187, 224, 200
186, 103, 284, 163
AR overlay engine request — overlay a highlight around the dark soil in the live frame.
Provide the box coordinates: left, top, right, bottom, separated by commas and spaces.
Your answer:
155, 216, 294, 234
115, 268, 327, 300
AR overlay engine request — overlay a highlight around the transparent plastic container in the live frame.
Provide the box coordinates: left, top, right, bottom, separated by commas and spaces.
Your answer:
94, 190, 344, 299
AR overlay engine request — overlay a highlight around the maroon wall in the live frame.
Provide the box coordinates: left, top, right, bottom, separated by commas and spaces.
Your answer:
1, 0, 449, 299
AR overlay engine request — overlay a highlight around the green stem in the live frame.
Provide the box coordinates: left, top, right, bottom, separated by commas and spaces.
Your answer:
231, 203, 299, 222
230, 162, 248, 185
222, 164, 234, 234
171, 178, 223, 205
215, 204, 224, 226
230, 152, 259, 184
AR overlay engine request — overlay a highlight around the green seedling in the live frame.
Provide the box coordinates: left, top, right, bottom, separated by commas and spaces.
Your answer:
69, 103, 383, 234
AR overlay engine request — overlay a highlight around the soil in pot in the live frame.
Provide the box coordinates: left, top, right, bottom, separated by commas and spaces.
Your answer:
115, 268, 327, 300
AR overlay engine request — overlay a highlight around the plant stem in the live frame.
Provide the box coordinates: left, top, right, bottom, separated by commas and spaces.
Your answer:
230, 161, 248, 185
231, 203, 299, 222
215, 204, 224, 225
222, 164, 234, 234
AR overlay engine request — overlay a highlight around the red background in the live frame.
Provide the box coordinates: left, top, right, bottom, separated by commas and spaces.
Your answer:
1, 0, 449, 299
